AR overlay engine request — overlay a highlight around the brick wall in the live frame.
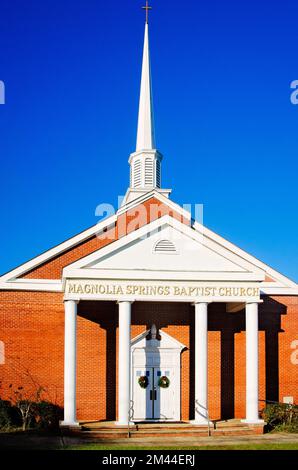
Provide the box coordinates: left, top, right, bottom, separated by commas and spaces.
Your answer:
21, 198, 186, 280
1, 200, 297, 420
0, 293, 297, 421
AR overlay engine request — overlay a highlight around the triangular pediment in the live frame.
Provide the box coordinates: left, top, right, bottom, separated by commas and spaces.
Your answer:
64, 215, 265, 282
86, 226, 248, 273
131, 329, 186, 351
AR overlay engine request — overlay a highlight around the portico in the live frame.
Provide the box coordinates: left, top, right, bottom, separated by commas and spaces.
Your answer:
61, 295, 263, 427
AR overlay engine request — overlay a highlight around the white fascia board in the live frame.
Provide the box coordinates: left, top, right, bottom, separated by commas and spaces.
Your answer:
118, 194, 265, 275
261, 287, 298, 296
64, 268, 264, 282
159, 330, 187, 350
63, 215, 265, 280
131, 329, 150, 346
0, 215, 117, 283
118, 189, 158, 214
119, 191, 297, 289
0, 280, 63, 292
192, 221, 298, 288
63, 216, 171, 273
117, 189, 191, 222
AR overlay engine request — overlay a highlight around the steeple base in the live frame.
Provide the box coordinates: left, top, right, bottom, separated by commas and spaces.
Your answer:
121, 187, 172, 207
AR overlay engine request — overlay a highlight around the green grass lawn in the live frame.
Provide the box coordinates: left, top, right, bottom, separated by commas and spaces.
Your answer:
64, 443, 298, 451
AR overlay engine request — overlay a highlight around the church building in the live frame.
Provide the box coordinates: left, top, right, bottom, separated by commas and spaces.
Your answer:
0, 12, 297, 434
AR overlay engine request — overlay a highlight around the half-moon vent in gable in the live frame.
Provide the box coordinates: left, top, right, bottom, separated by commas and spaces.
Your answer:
154, 239, 177, 254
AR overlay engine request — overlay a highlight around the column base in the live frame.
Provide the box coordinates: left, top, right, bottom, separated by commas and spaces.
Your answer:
241, 419, 265, 424
60, 420, 80, 428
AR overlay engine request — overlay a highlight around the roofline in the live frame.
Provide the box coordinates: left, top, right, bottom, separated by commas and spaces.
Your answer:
121, 190, 297, 288
0, 215, 117, 282
0, 190, 296, 290
192, 220, 297, 288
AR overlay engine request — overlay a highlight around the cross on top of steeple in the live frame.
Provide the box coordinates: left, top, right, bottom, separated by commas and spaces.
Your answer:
142, 1, 152, 24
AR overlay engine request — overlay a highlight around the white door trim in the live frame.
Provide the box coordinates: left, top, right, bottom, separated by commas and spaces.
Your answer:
131, 329, 186, 422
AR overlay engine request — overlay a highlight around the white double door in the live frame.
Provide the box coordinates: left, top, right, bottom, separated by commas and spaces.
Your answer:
132, 366, 175, 421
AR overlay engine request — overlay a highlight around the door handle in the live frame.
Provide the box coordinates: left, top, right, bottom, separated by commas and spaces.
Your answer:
154, 390, 157, 400
150, 390, 157, 400
150, 390, 153, 401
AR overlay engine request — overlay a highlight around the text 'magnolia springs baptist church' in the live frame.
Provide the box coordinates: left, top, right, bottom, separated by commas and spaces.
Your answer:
0, 12, 298, 432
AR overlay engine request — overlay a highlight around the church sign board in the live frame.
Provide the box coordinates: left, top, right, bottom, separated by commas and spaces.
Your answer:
64, 279, 261, 302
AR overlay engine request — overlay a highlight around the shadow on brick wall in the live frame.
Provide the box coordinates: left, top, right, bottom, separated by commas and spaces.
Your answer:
78, 298, 286, 422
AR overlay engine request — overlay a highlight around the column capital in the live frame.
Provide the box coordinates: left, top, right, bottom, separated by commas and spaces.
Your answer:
192, 301, 211, 307
117, 299, 135, 305
63, 299, 79, 305
245, 300, 263, 305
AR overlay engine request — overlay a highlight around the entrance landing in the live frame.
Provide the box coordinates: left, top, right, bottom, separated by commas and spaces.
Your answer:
64, 420, 265, 439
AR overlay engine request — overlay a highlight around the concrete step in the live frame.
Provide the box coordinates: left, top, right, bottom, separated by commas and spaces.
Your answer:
80, 429, 211, 439
82, 424, 212, 432
76, 430, 257, 439
65, 420, 265, 439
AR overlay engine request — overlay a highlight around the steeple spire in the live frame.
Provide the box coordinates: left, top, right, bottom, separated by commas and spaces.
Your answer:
136, 21, 155, 151
121, 3, 171, 206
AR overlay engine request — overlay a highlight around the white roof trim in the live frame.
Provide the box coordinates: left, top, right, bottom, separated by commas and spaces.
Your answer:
118, 190, 297, 289
0, 279, 62, 292
117, 188, 191, 222
192, 220, 297, 289
0, 189, 296, 295
0, 215, 117, 283
65, 268, 261, 282
131, 328, 186, 351
261, 287, 298, 296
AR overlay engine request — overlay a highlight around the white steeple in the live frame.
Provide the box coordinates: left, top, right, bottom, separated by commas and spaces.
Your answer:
136, 23, 155, 152
121, 5, 171, 206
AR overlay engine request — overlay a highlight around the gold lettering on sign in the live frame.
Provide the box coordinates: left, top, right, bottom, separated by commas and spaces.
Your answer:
66, 282, 260, 299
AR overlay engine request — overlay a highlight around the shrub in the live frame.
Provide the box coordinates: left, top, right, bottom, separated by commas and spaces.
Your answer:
34, 401, 63, 430
0, 399, 23, 430
262, 403, 298, 432
0, 400, 12, 430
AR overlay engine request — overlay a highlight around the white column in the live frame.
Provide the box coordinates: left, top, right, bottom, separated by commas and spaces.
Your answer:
194, 302, 209, 425
61, 300, 79, 426
116, 301, 132, 425
242, 302, 264, 424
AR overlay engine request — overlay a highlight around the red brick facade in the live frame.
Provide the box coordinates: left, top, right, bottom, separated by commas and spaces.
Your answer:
0, 292, 297, 421
0, 202, 297, 421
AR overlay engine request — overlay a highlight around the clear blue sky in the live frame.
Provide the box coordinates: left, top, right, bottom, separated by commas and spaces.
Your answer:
0, 0, 297, 281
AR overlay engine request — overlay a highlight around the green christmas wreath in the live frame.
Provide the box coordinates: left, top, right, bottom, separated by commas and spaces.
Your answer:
158, 376, 170, 388
138, 375, 149, 389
